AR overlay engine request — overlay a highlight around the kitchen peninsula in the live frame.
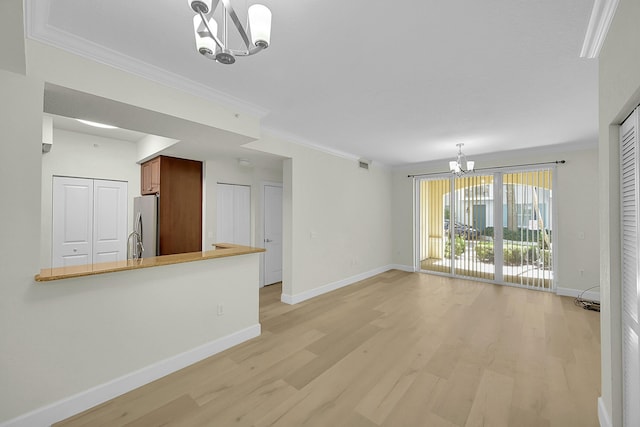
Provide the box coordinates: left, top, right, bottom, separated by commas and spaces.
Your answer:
28, 242, 265, 423
36, 243, 264, 281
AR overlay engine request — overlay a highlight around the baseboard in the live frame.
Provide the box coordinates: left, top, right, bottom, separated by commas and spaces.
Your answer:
388, 264, 415, 273
598, 396, 612, 427
281, 264, 413, 305
556, 286, 601, 302
0, 324, 261, 427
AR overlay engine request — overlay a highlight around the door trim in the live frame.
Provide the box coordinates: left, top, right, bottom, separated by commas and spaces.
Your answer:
261, 181, 283, 288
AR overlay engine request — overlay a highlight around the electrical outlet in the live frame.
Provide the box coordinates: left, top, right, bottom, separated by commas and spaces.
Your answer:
217, 304, 224, 316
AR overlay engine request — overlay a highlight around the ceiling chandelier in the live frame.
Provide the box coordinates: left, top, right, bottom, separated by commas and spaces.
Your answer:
449, 143, 475, 176
188, 0, 272, 65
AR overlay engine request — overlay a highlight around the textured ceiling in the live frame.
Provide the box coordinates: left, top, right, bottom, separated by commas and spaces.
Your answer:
27, 0, 598, 166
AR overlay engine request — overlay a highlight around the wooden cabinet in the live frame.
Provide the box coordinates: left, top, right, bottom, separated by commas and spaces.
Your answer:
141, 157, 160, 195
141, 156, 203, 255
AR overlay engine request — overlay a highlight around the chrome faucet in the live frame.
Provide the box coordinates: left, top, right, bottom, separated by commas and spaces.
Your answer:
128, 212, 145, 260
127, 231, 144, 260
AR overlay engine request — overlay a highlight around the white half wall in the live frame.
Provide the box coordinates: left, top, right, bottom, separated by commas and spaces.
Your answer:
1, 254, 260, 426
40, 128, 141, 268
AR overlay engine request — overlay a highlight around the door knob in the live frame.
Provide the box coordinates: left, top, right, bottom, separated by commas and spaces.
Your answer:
265, 238, 273, 243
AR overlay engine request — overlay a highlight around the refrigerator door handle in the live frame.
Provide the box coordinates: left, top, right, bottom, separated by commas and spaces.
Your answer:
135, 212, 142, 235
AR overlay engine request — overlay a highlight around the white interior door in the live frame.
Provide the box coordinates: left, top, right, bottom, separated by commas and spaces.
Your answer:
234, 185, 251, 246
620, 108, 640, 427
93, 179, 128, 263
216, 183, 235, 244
216, 183, 251, 246
53, 177, 128, 268
264, 184, 283, 285
53, 177, 93, 267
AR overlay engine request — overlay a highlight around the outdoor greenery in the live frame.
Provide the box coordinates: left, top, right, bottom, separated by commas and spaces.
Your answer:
445, 236, 465, 258
484, 226, 552, 247
474, 241, 552, 267
475, 242, 495, 262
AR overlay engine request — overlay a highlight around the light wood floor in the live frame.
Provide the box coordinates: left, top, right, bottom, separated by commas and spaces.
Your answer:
56, 271, 601, 426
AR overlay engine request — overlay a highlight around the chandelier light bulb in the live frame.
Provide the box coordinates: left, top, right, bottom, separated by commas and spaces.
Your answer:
194, 15, 217, 55
189, 0, 272, 64
449, 143, 474, 176
248, 4, 272, 48
189, 0, 212, 14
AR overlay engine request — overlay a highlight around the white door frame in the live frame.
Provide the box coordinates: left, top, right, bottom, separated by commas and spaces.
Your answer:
261, 181, 283, 287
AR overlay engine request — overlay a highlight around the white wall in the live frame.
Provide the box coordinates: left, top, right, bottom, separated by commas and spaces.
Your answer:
203, 158, 283, 285
245, 135, 394, 301
40, 128, 141, 268
136, 134, 179, 162
391, 145, 600, 295
26, 41, 261, 141
598, 0, 640, 424
0, 66, 45, 426
0, 31, 266, 423
0, 0, 25, 74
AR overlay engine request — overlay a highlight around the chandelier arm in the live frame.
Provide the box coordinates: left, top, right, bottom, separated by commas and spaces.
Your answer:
209, 0, 221, 14
228, 45, 266, 56
220, 0, 252, 49
198, 10, 225, 51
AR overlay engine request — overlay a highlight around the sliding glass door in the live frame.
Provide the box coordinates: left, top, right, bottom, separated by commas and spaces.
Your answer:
418, 178, 450, 274
417, 168, 555, 290
502, 170, 553, 289
451, 175, 496, 281
418, 175, 495, 280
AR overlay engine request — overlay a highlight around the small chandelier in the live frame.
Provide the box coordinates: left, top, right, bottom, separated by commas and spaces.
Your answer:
189, 0, 272, 65
449, 143, 475, 176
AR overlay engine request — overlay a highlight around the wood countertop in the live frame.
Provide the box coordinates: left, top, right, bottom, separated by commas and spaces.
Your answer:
35, 243, 265, 282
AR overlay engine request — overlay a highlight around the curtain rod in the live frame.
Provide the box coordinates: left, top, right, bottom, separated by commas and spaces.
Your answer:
407, 160, 566, 178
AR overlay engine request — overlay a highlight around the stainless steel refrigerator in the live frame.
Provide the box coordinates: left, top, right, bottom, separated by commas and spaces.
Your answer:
132, 195, 159, 258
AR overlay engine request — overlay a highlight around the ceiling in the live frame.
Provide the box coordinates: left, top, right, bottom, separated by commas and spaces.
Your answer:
26, 0, 598, 167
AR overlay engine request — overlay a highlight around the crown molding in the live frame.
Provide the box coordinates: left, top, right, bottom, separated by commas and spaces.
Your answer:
261, 126, 356, 161
24, 1, 269, 119
261, 125, 392, 170
24, 0, 388, 170
580, 0, 620, 59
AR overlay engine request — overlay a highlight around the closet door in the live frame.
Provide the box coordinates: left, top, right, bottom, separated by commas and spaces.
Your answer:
52, 177, 93, 267
93, 179, 128, 263
216, 183, 251, 246
52, 177, 128, 268
620, 108, 640, 427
